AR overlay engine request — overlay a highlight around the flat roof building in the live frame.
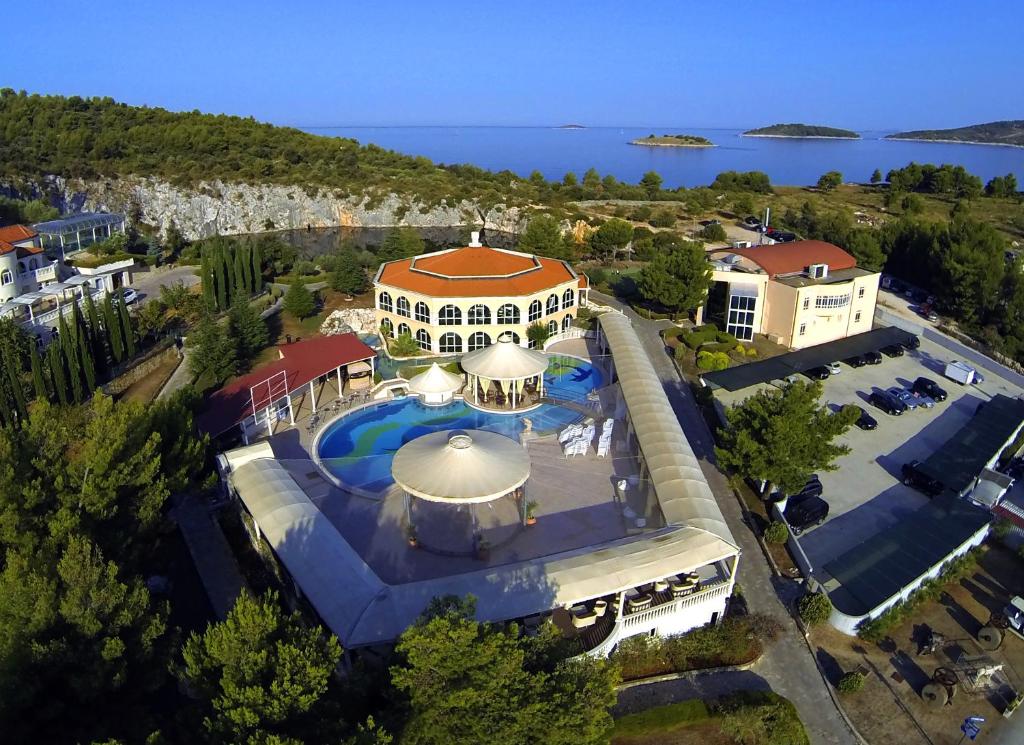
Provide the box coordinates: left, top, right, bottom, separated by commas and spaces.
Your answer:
34, 212, 125, 260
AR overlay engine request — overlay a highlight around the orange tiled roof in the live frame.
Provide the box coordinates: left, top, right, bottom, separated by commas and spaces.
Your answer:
578, 273, 589, 289
16, 245, 45, 258
724, 240, 857, 279
377, 246, 577, 297
0, 225, 37, 244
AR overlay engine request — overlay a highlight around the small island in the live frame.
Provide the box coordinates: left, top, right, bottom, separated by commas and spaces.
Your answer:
885, 120, 1024, 148
558, 123, 586, 130
629, 133, 715, 148
742, 123, 860, 139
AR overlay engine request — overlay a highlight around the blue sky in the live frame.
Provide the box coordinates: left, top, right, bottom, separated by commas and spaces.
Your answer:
5, 1, 1021, 130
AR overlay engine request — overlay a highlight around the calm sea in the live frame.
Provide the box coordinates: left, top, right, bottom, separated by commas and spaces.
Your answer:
304, 126, 1024, 190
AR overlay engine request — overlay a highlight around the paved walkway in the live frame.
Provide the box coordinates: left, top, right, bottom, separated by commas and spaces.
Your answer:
157, 347, 191, 399
591, 292, 858, 745
172, 493, 248, 620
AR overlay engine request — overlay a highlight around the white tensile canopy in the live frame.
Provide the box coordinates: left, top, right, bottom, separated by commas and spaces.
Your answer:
407, 362, 463, 396
461, 335, 548, 381
392, 429, 530, 503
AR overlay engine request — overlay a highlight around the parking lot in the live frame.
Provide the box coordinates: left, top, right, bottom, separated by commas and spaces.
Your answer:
716, 334, 1024, 574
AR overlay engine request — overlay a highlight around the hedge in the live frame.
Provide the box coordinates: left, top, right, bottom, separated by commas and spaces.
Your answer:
697, 351, 730, 371
764, 521, 789, 544
700, 341, 738, 354
837, 671, 865, 694
797, 592, 832, 626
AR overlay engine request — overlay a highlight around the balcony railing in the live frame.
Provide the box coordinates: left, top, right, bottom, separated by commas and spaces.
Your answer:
19, 264, 57, 283
621, 579, 730, 630
22, 288, 105, 329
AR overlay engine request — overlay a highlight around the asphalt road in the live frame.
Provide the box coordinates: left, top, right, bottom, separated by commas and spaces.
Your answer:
591, 291, 858, 745
130, 265, 199, 304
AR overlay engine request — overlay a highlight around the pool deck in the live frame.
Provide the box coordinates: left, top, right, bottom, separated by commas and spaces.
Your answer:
256, 337, 667, 585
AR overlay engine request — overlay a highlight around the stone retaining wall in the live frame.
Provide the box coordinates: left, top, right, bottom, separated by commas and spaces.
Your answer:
103, 344, 181, 396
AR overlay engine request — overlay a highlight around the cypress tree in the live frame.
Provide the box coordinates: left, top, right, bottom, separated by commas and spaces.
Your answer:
201, 251, 216, 309
117, 294, 136, 359
3, 352, 26, 420
251, 240, 263, 292
78, 327, 96, 392
240, 243, 254, 295
46, 340, 69, 406
84, 291, 108, 377
215, 245, 228, 311
29, 342, 48, 401
232, 247, 246, 300
0, 383, 12, 427
103, 293, 125, 363
59, 314, 83, 403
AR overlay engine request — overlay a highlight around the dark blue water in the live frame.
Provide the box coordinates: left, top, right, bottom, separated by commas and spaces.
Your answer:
305, 126, 1024, 189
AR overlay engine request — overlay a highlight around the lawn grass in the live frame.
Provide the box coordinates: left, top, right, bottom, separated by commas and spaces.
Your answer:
614, 699, 711, 738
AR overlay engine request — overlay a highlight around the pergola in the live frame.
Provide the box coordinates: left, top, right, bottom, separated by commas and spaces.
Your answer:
392, 429, 531, 554
407, 362, 463, 405
460, 334, 548, 411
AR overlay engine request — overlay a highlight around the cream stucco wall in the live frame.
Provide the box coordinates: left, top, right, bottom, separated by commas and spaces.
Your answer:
373, 278, 580, 354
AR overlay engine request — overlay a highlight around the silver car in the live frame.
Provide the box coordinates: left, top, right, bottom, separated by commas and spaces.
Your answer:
887, 386, 920, 411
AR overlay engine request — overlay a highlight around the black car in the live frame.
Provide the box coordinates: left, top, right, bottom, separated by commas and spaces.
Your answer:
743, 216, 762, 227
784, 495, 829, 536
869, 390, 907, 415
844, 355, 867, 368
804, 366, 830, 380
773, 231, 798, 243
854, 406, 878, 430
881, 344, 905, 358
912, 376, 947, 402
902, 335, 921, 351
902, 460, 945, 497
863, 351, 883, 365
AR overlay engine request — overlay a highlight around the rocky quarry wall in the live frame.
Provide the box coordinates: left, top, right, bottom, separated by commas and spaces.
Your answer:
11, 176, 527, 241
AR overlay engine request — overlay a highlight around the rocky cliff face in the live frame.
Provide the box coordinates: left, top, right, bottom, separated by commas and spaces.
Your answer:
15, 176, 526, 240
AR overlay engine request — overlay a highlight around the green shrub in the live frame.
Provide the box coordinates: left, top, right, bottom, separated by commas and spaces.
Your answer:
587, 266, 608, 286
613, 700, 710, 738
696, 351, 730, 371
716, 330, 737, 344
699, 223, 727, 241
683, 328, 718, 349
715, 691, 809, 745
699, 341, 738, 354
661, 327, 686, 341
696, 322, 718, 332
797, 593, 832, 627
743, 345, 759, 357
674, 344, 690, 361
764, 521, 789, 544
837, 671, 865, 694
650, 210, 676, 228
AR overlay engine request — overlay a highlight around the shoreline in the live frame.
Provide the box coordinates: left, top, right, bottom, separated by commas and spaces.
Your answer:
628, 140, 716, 148
741, 133, 859, 140
884, 136, 1024, 149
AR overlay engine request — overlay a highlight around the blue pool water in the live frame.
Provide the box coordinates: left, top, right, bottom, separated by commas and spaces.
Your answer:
317, 356, 602, 492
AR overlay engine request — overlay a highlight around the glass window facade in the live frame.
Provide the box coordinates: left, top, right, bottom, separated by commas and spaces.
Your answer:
726, 293, 756, 341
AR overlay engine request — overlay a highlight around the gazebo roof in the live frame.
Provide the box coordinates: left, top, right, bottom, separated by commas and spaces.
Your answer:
407, 363, 463, 395
392, 429, 530, 503
460, 335, 548, 380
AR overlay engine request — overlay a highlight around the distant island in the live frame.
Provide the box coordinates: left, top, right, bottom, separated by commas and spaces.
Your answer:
558, 124, 586, 129
885, 120, 1024, 148
629, 133, 715, 148
742, 123, 860, 139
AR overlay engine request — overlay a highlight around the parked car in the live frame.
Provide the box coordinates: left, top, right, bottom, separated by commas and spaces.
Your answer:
844, 355, 867, 368
926, 312, 938, 323
784, 495, 829, 536
804, 366, 830, 380
912, 377, 947, 402
121, 288, 139, 304
826, 361, 841, 375
881, 344, 905, 358
853, 406, 878, 430
902, 335, 921, 351
743, 216, 762, 228
863, 351, 883, 365
909, 391, 936, 408
869, 390, 907, 415
901, 460, 945, 497
887, 386, 920, 411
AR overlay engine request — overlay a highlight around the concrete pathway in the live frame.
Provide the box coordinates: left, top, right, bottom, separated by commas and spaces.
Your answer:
591, 291, 858, 745
171, 493, 248, 620
157, 347, 191, 400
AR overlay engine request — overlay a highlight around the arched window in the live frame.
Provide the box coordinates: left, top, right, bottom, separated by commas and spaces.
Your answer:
528, 299, 542, 322
414, 302, 430, 323
396, 296, 410, 317
28, 258, 38, 271
16, 261, 26, 275
497, 303, 520, 325
397, 322, 411, 337
562, 314, 573, 331
0, 270, 12, 286
546, 294, 559, 315
438, 304, 461, 326
467, 304, 491, 325
378, 291, 393, 313
562, 288, 574, 309
467, 332, 491, 351
439, 332, 462, 354
416, 328, 432, 351
380, 317, 394, 338
547, 320, 558, 335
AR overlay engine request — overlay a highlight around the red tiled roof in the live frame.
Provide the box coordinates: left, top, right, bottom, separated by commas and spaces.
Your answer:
994, 500, 1024, 531
578, 273, 589, 289
0, 225, 37, 244
16, 245, 44, 258
198, 333, 376, 436
378, 246, 577, 297
726, 240, 857, 278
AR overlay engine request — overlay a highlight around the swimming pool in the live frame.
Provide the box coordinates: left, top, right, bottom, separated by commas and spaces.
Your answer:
317, 356, 603, 492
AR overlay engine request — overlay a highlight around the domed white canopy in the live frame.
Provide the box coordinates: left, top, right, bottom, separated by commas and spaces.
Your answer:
461, 335, 548, 381
407, 363, 463, 396
392, 429, 530, 503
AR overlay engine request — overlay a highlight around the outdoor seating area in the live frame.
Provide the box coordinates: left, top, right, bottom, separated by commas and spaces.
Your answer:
305, 389, 375, 434
461, 334, 549, 413
559, 418, 613, 458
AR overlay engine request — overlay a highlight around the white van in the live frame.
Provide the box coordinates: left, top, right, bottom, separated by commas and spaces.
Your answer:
944, 360, 977, 385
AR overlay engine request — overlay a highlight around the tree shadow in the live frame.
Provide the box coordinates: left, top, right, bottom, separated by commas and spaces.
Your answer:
940, 590, 982, 637
815, 647, 844, 686
889, 649, 931, 695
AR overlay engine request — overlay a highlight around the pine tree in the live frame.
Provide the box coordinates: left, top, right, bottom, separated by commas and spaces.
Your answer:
29, 342, 48, 401
117, 294, 136, 359
3, 351, 27, 420
188, 312, 237, 384
58, 314, 83, 403
228, 297, 269, 370
103, 294, 125, 363
251, 240, 263, 292
46, 340, 69, 405
283, 282, 315, 320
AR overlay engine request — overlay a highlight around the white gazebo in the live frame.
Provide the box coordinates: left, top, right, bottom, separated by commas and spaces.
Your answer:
392, 429, 531, 554
460, 334, 549, 412
407, 362, 463, 405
